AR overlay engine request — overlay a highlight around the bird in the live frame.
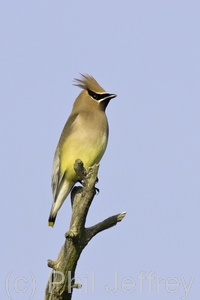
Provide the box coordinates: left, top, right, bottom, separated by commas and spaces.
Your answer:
48, 74, 116, 227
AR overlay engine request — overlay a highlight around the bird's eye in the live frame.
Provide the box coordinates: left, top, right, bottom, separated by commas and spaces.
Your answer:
88, 89, 99, 100
88, 89, 112, 101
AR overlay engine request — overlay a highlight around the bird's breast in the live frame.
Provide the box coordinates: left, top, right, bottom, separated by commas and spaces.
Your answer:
60, 113, 108, 181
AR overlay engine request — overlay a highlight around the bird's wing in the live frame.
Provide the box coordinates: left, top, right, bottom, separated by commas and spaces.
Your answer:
51, 147, 64, 201
51, 113, 79, 202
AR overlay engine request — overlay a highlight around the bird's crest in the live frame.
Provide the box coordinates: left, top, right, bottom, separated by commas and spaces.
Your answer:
74, 74, 106, 93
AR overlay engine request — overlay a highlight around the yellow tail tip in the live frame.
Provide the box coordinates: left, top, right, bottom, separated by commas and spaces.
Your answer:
48, 222, 54, 227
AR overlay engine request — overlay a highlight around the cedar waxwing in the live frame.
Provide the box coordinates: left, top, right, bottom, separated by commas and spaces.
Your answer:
48, 74, 116, 227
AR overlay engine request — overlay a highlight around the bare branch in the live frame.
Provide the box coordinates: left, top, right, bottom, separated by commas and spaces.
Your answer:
86, 211, 127, 240
44, 160, 126, 300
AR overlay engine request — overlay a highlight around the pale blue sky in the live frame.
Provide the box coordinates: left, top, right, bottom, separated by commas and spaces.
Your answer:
1, 1, 200, 299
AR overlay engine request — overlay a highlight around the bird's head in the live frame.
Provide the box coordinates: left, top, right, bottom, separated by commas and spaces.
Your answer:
73, 74, 117, 111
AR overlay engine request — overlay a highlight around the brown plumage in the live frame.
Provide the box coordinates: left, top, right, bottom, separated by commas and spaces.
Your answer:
48, 74, 116, 227
73, 74, 106, 93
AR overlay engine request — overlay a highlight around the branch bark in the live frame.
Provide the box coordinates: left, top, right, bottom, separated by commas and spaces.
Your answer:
44, 159, 126, 300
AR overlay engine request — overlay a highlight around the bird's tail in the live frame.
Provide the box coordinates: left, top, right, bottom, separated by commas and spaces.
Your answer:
48, 204, 57, 227
48, 180, 75, 227
48, 190, 66, 227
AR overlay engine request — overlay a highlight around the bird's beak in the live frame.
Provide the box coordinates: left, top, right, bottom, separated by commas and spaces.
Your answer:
108, 94, 117, 100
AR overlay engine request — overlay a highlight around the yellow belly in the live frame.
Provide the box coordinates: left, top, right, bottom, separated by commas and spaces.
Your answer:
60, 133, 107, 182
